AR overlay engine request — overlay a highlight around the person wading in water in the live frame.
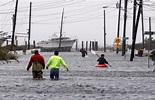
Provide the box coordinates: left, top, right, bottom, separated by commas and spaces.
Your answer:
46, 51, 69, 80
27, 50, 45, 79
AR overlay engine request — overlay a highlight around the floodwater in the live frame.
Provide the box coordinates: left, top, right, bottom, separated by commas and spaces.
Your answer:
0, 51, 155, 100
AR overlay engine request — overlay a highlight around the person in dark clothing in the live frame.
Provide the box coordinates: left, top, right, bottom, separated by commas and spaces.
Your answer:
80, 48, 87, 57
27, 50, 45, 79
97, 54, 109, 64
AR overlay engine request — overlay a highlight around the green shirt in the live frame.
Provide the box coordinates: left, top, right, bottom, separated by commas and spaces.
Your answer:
46, 55, 69, 69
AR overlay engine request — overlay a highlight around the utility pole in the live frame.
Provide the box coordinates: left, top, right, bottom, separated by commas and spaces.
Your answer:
28, 2, 32, 50
141, 0, 145, 49
148, 17, 151, 68
149, 17, 152, 50
130, 0, 142, 61
11, 0, 18, 50
103, 10, 106, 52
122, 0, 128, 56
116, 0, 121, 54
130, 0, 137, 61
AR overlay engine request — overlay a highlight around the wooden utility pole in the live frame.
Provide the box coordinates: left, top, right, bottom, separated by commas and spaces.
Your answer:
59, 8, 64, 51
28, 2, 32, 50
11, 0, 18, 50
130, 0, 137, 61
103, 10, 106, 52
130, 0, 142, 61
116, 0, 122, 54
141, 0, 145, 49
148, 17, 151, 68
122, 0, 128, 56
149, 17, 152, 50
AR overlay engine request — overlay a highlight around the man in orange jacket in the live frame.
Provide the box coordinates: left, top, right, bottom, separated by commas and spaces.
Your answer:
27, 49, 45, 79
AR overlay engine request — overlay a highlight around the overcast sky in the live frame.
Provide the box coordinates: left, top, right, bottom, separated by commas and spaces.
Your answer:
0, 0, 155, 48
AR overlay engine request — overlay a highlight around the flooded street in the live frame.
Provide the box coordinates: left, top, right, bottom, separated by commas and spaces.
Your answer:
0, 51, 155, 100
